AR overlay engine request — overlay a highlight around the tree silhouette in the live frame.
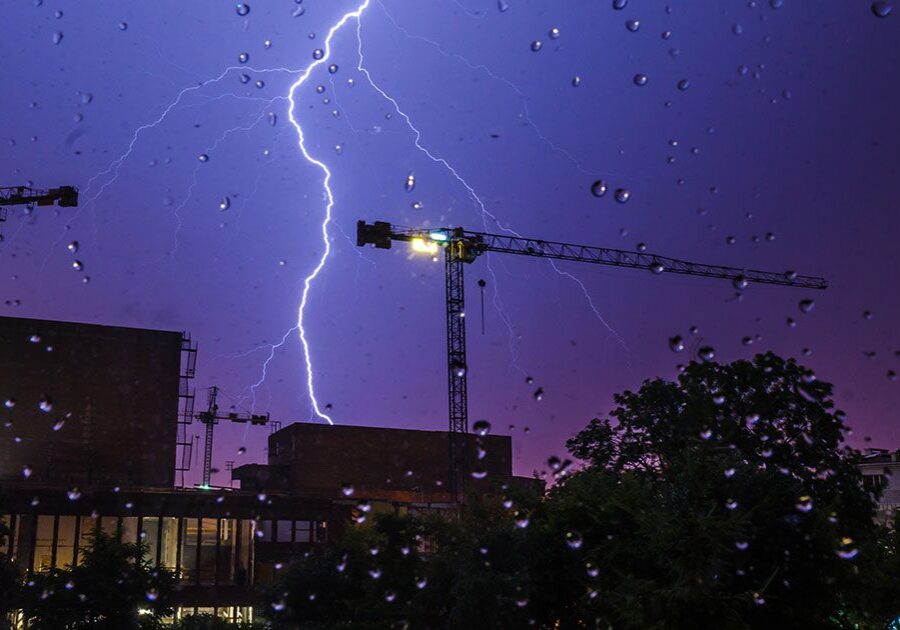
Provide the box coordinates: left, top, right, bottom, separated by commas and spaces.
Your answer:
17, 531, 176, 629
264, 353, 900, 628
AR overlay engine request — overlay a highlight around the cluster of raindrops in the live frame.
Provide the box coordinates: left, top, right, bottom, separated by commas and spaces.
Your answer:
590, 179, 630, 204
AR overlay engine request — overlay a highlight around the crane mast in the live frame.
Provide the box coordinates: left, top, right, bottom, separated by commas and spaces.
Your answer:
196, 386, 270, 489
358, 220, 828, 502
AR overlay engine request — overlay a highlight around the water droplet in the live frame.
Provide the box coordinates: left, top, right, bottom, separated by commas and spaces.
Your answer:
795, 496, 813, 512
625, 19, 640, 32
146, 589, 158, 601
614, 188, 630, 203
572, 75, 582, 87
471, 469, 487, 479
236, 3, 250, 16
677, 79, 690, 91
724, 467, 736, 478
341, 483, 354, 497
328, 63, 338, 74
798, 299, 815, 314
264, 39, 272, 49
4, 398, 15, 409
118, 22, 128, 31
219, 197, 231, 211
267, 112, 277, 126
633, 73, 648, 86
473, 419, 491, 436
590, 180, 607, 197
67, 240, 79, 254
29, 334, 41, 343
405, 172, 416, 192
52, 31, 63, 45
368, 567, 382, 579
698, 346, 716, 361
732, 275, 748, 290
565, 531, 583, 549
292, 5, 305, 17
255, 80, 265, 89
649, 262, 665, 274
872, 1, 893, 17
514, 511, 530, 528
549, 27, 560, 39
612, 0, 628, 8
732, 23, 744, 35
668, 335, 685, 352
725, 499, 738, 510
384, 590, 396, 602
271, 600, 285, 612
770, 0, 784, 8
585, 562, 599, 578
735, 541, 749, 551
238, 446, 246, 454
22, 465, 32, 479
530, 40, 543, 52
67, 487, 81, 501
238, 52, 249, 63
416, 576, 428, 589
313, 48, 324, 60
39, 397, 53, 412
533, 387, 544, 401
198, 154, 209, 162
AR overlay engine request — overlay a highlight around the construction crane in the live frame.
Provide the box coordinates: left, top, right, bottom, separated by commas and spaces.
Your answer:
0, 186, 78, 234
357, 220, 828, 500
196, 386, 269, 489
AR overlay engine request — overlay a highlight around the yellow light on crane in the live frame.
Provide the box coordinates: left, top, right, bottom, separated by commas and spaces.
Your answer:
411, 237, 439, 255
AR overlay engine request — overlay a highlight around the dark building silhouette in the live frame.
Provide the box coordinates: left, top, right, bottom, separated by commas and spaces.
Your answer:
235, 423, 526, 505
0, 315, 538, 623
0, 316, 180, 487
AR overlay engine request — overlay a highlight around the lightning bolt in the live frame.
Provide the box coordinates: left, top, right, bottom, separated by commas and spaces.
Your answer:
354, 11, 632, 364
286, 0, 373, 425
375, 0, 602, 178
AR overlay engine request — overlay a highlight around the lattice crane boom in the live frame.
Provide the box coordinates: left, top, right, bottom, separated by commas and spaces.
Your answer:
356, 220, 828, 500
0, 185, 79, 208
0, 185, 79, 234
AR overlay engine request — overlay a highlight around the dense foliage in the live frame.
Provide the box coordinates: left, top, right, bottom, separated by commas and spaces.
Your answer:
17, 532, 176, 629
265, 353, 900, 629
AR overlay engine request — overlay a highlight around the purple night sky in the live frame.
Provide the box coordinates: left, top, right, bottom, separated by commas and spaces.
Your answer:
1, 0, 898, 487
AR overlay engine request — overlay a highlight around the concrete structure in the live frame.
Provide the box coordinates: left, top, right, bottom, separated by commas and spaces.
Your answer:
234, 423, 529, 505
0, 316, 181, 487
859, 448, 900, 516
0, 315, 540, 623
0, 482, 346, 623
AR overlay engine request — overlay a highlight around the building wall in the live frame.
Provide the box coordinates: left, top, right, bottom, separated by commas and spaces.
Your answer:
859, 452, 900, 513
267, 423, 515, 500
0, 316, 181, 487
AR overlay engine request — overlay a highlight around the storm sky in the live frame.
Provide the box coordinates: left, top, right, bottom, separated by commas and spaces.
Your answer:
1, 0, 898, 486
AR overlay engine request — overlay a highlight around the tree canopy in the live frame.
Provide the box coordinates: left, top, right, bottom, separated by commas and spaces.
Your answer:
17, 531, 176, 629
265, 353, 900, 629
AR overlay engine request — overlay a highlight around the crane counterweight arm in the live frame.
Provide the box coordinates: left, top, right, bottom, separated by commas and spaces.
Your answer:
0, 186, 78, 208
